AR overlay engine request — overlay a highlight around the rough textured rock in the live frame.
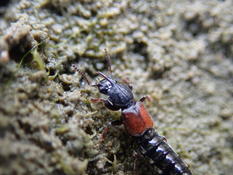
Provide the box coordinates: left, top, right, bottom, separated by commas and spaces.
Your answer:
0, 0, 232, 175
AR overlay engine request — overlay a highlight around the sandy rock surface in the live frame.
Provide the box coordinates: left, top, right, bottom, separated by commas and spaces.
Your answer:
0, 0, 232, 175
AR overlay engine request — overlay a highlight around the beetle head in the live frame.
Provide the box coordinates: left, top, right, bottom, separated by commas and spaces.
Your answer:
97, 79, 112, 94
94, 72, 116, 95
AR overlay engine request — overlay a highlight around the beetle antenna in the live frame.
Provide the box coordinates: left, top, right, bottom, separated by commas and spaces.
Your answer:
71, 64, 91, 85
104, 48, 112, 73
97, 71, 114, 85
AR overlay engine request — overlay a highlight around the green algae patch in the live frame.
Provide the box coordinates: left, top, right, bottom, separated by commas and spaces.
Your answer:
55, 125, 70, 135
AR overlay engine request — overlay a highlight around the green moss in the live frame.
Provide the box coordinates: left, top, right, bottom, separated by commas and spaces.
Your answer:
31, 49, 45, 70
55, 125, 70, 135
18, 40, 47, 70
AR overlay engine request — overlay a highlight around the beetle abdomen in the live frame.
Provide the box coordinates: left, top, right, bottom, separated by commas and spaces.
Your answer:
136, 129, 192, 175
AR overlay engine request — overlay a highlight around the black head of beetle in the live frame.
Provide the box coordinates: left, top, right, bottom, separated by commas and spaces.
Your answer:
95, 72, 135, 110
96, 72, 116, 95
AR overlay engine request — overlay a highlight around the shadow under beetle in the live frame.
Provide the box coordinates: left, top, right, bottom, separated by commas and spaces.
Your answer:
72, 49, 192, 175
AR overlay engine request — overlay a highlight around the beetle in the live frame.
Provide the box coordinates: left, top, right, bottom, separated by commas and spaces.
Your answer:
72, 50, 192, 175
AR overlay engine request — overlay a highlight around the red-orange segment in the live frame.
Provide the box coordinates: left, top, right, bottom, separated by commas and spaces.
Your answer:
122, 102, 154, 136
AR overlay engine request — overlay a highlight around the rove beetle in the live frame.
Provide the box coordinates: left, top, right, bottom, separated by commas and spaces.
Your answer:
72, 49, 192, 175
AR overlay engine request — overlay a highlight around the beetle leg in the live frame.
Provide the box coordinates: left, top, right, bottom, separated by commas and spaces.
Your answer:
111, 119, 123, 126
90, 98, 113, 105
104, 99, 121, 111
100, 120, 123, 141
90, 98, 106, 103
121, 78, 133, 90
128, 84, 133, 90
139, 96, 152, 103
91, 98, 120, 111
